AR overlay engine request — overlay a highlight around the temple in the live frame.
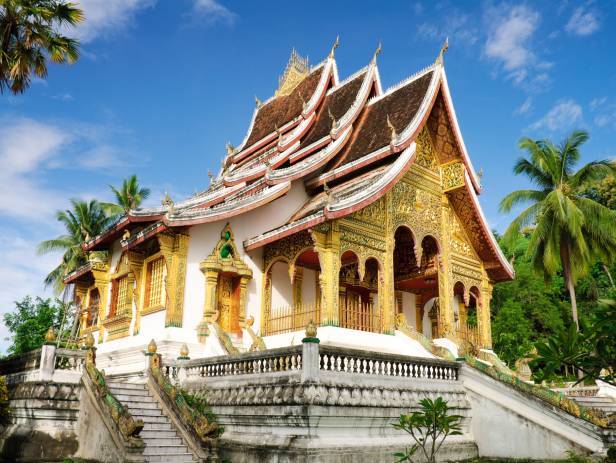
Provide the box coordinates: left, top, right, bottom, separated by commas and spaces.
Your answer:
65, 39, 514, 372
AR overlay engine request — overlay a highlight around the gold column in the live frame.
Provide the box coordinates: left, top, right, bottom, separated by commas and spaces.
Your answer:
261, 270, 272, 335
382, 195, 396, 334
202, 270, 219, 323
437, 197, 455, 337
158, 232, 190, 328
75, 283, 89, 336
238, 275, 250, 328
415, 296, 423, 333
311, 222, 341, 326
91, 268, 110, 343
127, 251, 144, 335
479, 270, 493, 349
292, 266, 303, 307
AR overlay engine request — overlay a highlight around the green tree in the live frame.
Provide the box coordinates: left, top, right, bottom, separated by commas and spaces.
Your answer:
37, 199, 113, 293
492, 300, 534, 367
392, 397, 463, 463
531, 299, 616, 387
500, 130, 616, 329
0, 0, 83, 94
3, 296, 70, 355
101, 174, 151, 216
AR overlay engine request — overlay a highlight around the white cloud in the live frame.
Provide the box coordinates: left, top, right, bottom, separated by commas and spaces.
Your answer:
485, 5, 539, 71
191, 0, 236, 25
590, 97, 607, 110
71, 0, 155, 43
417, 14, 479, 48
483, 4, 551, 87
51, 93, 74, 102
566, 7, 600, 36
530, 99, 583, 132
514, 97, 533, 116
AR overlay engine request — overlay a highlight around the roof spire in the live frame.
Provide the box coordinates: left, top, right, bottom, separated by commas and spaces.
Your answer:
329, 35, 340, 59
276, 48, 309, 97
435, 37, 449, 65
255, 95, 262, 108
371, 41, 382, 65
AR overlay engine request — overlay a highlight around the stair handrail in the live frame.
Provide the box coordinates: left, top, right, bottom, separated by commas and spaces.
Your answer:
465, 356, 610, 428
145, 343, 221, 459
82, 336, 145, 447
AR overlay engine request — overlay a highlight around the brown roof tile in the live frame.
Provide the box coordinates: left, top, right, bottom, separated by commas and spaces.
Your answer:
335, 71, 433, 165
243, 65, 327, 148
301, 71, 367, 147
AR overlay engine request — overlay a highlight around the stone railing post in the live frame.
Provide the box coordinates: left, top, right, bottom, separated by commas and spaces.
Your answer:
39, 327, 57, 381
145, 339, 157, 372
177, 343, 190, 384
301, 321, 320, 382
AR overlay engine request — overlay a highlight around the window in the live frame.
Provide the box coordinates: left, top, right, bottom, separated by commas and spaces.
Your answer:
86, 288, 100, 327
109, 275, 131, 318
144, 257, 165, 309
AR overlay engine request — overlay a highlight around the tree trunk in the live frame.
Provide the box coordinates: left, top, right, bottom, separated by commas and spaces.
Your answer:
603, 263, 616, 289
560, 240, 579, 330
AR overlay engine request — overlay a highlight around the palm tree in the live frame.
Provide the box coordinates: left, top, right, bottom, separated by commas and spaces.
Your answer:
500, 130, 616, 329
0, 0, 83, 94
102, 175, 151, 217
37, 199, 113, 293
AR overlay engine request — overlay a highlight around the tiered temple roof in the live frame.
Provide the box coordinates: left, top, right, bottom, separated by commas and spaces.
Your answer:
79, 41, 513, 283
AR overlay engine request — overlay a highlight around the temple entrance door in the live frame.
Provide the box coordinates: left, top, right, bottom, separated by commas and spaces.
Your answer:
217, 273, 241, 335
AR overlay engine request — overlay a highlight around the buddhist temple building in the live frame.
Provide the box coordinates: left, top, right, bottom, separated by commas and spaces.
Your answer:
64, 40, 514, 372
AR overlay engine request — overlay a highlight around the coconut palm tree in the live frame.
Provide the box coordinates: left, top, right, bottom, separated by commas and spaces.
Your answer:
500, 130, 616, 329
37, 199, 113, 293
0, 0, 83, 94
102, 174, 151, 217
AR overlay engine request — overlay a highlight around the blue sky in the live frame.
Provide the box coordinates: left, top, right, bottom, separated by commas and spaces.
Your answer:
1, 0, 615, 351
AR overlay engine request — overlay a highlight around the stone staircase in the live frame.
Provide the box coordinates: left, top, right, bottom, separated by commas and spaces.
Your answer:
107, 380, 197, 463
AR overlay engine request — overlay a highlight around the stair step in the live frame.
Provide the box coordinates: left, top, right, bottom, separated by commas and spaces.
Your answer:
572, 396, 614, 403
107, 382, 146, 390
122, 400, 160, 410
143, 445, 189, 455
137, 415, 171, 424
141, 430, 179, 439
145, 454, 195, 463
141, 423, 174, 432
109, 388, 150, 397
141, 437, 184, 446
130, 408, 164, 417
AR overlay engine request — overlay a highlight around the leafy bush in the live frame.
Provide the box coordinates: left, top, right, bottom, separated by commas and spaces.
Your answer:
392, 397, 463, 463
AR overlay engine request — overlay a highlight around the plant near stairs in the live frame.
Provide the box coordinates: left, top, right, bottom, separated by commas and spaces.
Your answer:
150, 353, 222, 443
392, 397, 463, 463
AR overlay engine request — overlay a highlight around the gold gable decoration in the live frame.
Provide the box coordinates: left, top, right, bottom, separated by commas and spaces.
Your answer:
275, 49, 309, 97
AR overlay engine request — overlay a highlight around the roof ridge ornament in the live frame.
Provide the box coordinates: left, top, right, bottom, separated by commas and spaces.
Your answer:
162, 192, 174, 215
226, 142, 235, 155
329, 36, 340, 59
435, 36, 449, 65
328, 106, 337, 130
371, 41, 382, 66
255, 95, 262, 108
386, 114, 397, 141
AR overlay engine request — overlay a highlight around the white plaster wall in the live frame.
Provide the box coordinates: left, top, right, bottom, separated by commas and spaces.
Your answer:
181, 181, 308, 341
139, 310, 166, 338
264, 326, 434, 358
301, 269, 317, 306
271, 261, 292, 310
401, 292, 416, 329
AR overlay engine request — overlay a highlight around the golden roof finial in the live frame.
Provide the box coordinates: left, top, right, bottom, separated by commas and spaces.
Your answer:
255, 95, 262, 108
435, 36, 449, 65
329, 35, 340, 59
386, 114, 397, 140
371, 41, 382, 65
